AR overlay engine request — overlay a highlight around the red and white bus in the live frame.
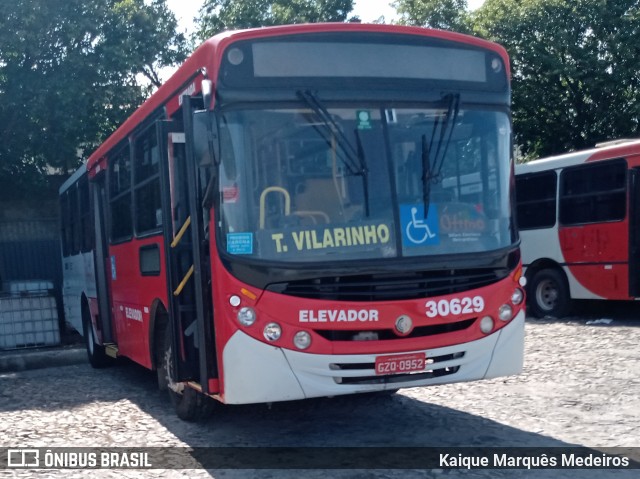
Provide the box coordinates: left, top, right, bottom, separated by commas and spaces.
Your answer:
515, 139, 640, 317
60, 23, 524, 420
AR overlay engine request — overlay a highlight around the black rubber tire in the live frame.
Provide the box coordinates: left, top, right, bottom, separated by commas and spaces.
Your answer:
162, 326, 214, 421
527, 268, 571, 318
82, 307, 111, 369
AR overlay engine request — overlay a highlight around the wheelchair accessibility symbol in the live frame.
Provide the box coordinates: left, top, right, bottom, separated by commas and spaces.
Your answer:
400, 204, 439, 247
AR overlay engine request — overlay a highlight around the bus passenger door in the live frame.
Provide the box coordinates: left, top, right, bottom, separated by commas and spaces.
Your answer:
629, 167, 640, 297
158, 109, 217, 392
92, 174, 115, 344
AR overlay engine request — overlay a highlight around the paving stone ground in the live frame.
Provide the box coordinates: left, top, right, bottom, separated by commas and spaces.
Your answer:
1, 302, 638, 479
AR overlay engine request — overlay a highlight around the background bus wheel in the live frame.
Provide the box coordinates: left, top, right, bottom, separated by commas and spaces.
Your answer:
528, 268, 570, 318
82, 309, 111, 369
162, 326, 214, 421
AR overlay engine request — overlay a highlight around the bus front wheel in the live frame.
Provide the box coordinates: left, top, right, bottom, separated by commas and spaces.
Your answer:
162, 326, 214, 421
528, 268, 570, 318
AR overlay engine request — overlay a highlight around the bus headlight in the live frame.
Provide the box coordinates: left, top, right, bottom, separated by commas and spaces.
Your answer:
511, 288, 524, 305
480, 316, 494, 334
498, 304, 513, 322
237, 307, 256, 326
293, 331, 311, 350
263, 323, 282, 341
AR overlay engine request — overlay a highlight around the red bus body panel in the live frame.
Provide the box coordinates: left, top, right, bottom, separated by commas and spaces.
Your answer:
108, 237, 167, 368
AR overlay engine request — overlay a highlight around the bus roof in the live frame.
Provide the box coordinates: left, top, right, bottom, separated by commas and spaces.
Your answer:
59, 162, 87, 195
86, 23, 510, 177
515, 138, 640, 175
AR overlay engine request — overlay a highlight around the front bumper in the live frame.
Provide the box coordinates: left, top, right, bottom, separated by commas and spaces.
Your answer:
221, 310, 525, 404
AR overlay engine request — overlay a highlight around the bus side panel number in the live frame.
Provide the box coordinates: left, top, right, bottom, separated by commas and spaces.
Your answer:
375, 353, 426, 375
425, 297, 485, 318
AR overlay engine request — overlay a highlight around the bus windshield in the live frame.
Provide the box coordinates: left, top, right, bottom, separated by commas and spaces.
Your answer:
217, 103, 514, 263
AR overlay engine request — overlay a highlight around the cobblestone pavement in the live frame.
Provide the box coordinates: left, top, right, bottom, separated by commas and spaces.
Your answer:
0, 306, 639, 479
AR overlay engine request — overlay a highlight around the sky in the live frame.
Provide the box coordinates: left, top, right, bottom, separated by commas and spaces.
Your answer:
166, 0, 487, 35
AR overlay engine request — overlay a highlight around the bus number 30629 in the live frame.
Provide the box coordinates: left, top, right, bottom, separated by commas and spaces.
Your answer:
425, 297, 485, 318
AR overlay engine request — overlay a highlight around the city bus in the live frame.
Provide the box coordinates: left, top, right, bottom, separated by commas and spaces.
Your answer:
60, 23, 524, 420
515, 139, 640, 317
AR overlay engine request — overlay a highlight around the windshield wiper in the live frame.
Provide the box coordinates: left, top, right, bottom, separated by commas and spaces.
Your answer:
421, 133, 432, 219
421, 93, 460, 218
297, 90, 370, 217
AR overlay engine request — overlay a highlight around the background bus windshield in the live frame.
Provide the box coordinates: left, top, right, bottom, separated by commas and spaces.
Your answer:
218, 105, 513, 262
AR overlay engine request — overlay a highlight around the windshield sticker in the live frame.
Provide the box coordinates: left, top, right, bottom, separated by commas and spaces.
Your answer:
439, 203, 486, 243
222, 185, 239, 203
400, 204, 440, 247
400, 203, 487, 248
356, 110, 373, 130
227, 232, 253, 255
263, 222, 392, 255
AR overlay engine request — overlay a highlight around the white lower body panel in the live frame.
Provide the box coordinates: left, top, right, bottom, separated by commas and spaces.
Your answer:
221, 311, 525, 405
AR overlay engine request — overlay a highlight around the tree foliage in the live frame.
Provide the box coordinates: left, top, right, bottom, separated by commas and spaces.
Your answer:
194, 0, 356, 41
3, 0, 639, 198
393, 0, 470, 32
0, 0, 187, 196
473, 0, 640, 158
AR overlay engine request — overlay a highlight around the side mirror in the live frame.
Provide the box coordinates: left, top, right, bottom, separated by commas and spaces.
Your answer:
192, 110, 218, 167
201, 79, 213, 110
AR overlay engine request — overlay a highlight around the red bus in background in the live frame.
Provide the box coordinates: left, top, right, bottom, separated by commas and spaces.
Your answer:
60, 23, 524, 420
516, 139, 640, 318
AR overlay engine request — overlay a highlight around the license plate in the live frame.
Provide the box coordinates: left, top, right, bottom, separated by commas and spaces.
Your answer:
374, 353, 426, 376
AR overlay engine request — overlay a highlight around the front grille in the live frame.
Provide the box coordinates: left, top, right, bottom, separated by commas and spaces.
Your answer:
330, 352, 464, 385
266, 268, 504, 302
337, 367, 460, 385
315, 318, 475, 341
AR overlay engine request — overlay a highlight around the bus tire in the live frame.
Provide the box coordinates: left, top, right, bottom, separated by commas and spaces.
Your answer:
528, 268, 570, 318
82, 307, 111, 369
162, 326, 214, 421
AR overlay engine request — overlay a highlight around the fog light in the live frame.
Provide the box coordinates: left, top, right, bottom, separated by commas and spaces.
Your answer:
294, 331, 311, 350
480, 316, 494, 334
263, 323, 282, 341
498, 304, 513, 322
511, 288, 524, 305
237, 307, 256, 326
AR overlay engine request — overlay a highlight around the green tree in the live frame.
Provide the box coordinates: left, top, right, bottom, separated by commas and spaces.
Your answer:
0, 0, 187, 196
195, 0, 356, 41
473, 0, 640, 159
393, 0, 470, 32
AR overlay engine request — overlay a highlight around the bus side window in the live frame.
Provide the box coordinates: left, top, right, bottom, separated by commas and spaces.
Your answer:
515, 171, 557, 230
108, 145, 133, 242
133, 125, 163, 235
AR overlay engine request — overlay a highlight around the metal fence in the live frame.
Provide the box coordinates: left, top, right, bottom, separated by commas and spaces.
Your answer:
0, 219, 64, 341
0, 238, 62, 283
0, 219, 61, 285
